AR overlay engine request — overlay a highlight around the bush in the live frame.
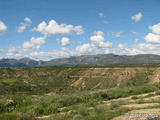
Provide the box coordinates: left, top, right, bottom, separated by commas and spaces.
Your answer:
0, 112, 18, 120
136, 99, 146, 104
95, 104, 107, 112
0, 99, 16, 113
95, 91, 108, 99
144, 94, 155, 98
131, 96, 139, 100
59, 95, 83, 107
87, 99, 98, 107
155, 91, 160, 95
73, 114, 83, 120
34, 104, 58, 116
78, 107, 88, 116
110, 102, 120, 109
18, 112, 35, 120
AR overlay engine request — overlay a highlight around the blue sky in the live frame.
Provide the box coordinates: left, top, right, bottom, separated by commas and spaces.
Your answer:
0, 0, 160, 60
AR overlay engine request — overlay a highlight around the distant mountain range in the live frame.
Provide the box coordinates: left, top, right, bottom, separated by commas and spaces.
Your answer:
1, 54, 160, 67
0, 58, 44, 67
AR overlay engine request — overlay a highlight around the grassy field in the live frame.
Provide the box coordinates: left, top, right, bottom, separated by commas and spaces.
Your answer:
0, 66, 159, 120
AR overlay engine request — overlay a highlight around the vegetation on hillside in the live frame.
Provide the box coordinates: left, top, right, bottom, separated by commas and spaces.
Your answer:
0, 66, 159, 120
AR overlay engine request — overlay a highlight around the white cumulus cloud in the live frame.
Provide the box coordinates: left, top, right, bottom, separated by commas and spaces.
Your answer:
61, 37, 70, 46
32, 19, 84, 35
24, 17, 32, 23
90, 31, 112, 48
17, 17, 32, 32
112, 22, 160, 55
28, 30, 112, 60
149, 23, 160, 35
22, 36, 46, 52
0, 21, 7, 33
6, 46, 22, 57
75, 44, 92, 54
145, 22, 160, 44
145, 33, 160, 44
131, 12, 142, 22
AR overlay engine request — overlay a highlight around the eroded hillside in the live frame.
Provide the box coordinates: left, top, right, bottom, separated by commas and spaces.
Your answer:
0, 66, 160, 120
0, 66, 159, 94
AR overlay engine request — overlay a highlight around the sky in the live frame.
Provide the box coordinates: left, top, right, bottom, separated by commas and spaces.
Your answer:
0, 0, 160, 60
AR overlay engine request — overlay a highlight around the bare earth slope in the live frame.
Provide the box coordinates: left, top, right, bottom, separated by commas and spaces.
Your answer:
0, 66, 159, 94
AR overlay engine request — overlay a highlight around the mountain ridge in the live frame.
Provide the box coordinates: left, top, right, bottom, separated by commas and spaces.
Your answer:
1, 54, 160, 67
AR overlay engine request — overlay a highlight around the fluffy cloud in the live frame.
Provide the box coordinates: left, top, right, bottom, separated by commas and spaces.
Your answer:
30, 48, 73, 60
17, 23, 28, 33
5, 36, 46, 58
60, 37, 70, 46
75, 44, 92, 54
131, 43, 160, 55
112, 23, 160, 55
90, 31, 112, 48
22, 36, 46, 52
149, 23, 160, 35
28, 31, 112, 60
145, 22, 160, 44
73, 26, 84, 35
112, 32, 123, 38
131, 12, 142, 22
8, 46, 17, 54
17, 17, 32, 32
24, 17, 32, 23
6, 46, 22, 57
145, 33, 160, 44
91, 33, 104, 43
32, 19, 84, 35
111, 44, 132, 55
0, 21, 7, 33
111, 43, 153, 55
93, 31, 104, 36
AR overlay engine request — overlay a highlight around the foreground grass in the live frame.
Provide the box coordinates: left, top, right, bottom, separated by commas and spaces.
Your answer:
0, 83, 159, 120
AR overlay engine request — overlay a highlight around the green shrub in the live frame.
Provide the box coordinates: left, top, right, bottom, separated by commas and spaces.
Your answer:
86, 99, 98, 107
0, 112, 18, 120
2, 78, 17, 84
18, 112, 35, 120
73, 114, 83, 120
94, 104, 107, 112
131, 96, 139, 100
118, 100, 129, 105
59, 95, 83, 107
78, 107, 88, 116
136, 99, 146, 104
0, 99, 16, 113
34, 104, 58, 116
155, 91, 160, 95
144, 94, 155, 98
110, 102, 120, 109
92, 91, 108, 99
